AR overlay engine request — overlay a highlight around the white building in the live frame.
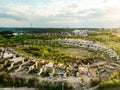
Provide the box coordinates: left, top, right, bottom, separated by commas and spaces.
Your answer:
46, 62, 53, 68
3, 52, 13, 59
9, 57, 24, 63
73, 30, 88, 36
13, 32, 23, 36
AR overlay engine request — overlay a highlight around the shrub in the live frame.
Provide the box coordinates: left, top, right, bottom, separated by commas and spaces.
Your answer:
100, 79, 120, 88
38, 81, 73, 90
27, 78, 39, 87
110, 72, 119, 80
33, 51, 40, 57
0, 73, 27, 87
91, 78, 101, 87
41, 70, 50, 77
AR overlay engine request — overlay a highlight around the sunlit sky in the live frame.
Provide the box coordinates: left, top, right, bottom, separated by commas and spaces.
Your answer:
0, 0, 120, 28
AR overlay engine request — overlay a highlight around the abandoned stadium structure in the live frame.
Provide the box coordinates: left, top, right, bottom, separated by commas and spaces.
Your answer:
0, 39, 120, 89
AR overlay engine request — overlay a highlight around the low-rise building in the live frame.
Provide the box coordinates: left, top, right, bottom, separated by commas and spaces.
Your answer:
73, 30, 88, 36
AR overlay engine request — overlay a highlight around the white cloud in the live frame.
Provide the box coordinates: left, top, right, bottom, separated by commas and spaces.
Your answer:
0, 18, 27, 27
0, 0, 120, 27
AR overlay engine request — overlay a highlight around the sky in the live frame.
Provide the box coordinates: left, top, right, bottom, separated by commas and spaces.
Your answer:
0, 0, 120, 28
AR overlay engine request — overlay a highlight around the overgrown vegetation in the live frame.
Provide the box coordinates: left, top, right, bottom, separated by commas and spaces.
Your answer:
0, 29, 120, 89
0, 73, 73, 90
0, 73, 26, 87
91, 78, 101, 87
99, 70, 120, 89
38, 81, 73, 90
100, 79, 120, 88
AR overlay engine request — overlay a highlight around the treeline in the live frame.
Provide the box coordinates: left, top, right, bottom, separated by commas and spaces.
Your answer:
0, 35, 28, 47
0, 29, 119, 46
0, 73, 73, 90
0, 27, 104, 34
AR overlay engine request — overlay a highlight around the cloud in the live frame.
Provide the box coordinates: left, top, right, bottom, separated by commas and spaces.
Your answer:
0, 13, 26, 21
0, 4, 30, 21
0, 0, 120, 27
